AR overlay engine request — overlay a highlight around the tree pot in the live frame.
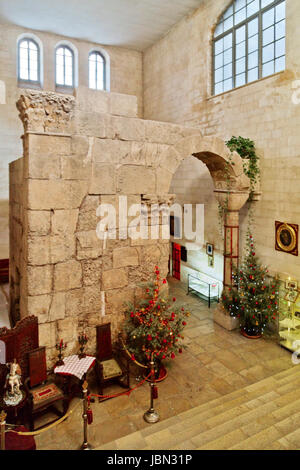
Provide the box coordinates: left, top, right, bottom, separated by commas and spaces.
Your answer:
241, 328, 262, 339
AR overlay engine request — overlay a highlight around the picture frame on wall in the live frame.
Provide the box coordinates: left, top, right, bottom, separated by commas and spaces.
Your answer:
206, 243, 214, 256
284, 290, 299, 304
275, 221, 298, 257
208, 255, 214, 268
285, 279, 298, 290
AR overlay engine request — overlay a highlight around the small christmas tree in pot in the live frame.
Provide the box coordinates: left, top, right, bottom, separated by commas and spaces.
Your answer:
222, 231, 279, 338
123, 266, 189, 381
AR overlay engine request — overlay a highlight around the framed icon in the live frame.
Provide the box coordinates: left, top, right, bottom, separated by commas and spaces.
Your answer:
284, 290, 299, 304
206, 243, 214, 256
275, 222, 298, 257
285, 279, 298, 290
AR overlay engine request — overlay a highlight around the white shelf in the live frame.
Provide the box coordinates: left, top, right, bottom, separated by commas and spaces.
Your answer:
279, 317, 300, 329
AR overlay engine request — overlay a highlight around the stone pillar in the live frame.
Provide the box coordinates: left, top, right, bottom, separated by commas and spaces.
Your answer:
214, 190, 249, 288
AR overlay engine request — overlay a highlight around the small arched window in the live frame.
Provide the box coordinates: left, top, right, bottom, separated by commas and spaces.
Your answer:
18, 38, 40, 84
89, 51, 106, 90
55, 46, 74, 89
213, 0, 286, 95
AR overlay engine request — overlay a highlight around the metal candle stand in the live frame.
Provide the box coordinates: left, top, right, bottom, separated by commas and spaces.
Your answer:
143, 356, 160, 424
79, 381, 92, 450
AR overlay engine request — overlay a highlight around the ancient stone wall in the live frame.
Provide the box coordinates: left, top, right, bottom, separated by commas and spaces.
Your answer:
144, 0, 300, 280
11, 88, 249, 365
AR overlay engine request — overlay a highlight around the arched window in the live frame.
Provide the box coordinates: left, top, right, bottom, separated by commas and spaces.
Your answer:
213, 0, 286, 95
55, 46, 74, 89
89, 51, 106, 90
18, 38, 41, 84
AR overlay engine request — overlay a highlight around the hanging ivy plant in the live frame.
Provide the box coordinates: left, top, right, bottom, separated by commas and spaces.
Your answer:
226, 136, 260, 196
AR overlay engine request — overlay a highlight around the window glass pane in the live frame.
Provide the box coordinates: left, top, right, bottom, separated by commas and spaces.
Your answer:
236, 72, 246, 87
224, 16, 234, 31
65, 74, 73, 86
248, 67, 258, 82
263, 25, 274, 46
235, 0, 246, 11
236, 41, 246, 59
224, 48, 233, 65
215, 68, 223, 83
224, 5, 234, 18
248, 17, 258, 37
248, 50, 258, 68
262, 60, 274, 77
234, 7, 246, 25
263, 8, 275, 30
214, 22, 223, 38
20, 67, 28, 80
215, 82, 223, 95
30, 68, 38, 81
275, 20, 285, 40
215, 38, 223, 55
29, 41, 37, 51
276, 2, 285, 22
224, 63, 233, 80
89, 60, 96, 89
248, 34, 258, 53
247, 0, 259, 17
263, 43, 274, 63
65, 48, 72, 57
215, 53, 223, 69
223, 78, 233, 92
275, 55, 285, 72
261, 0, 273, 7
275, 38, 285, 58
223, 33, 232, 50
56, 67, 64, 85
236, 25, 246, 44
19, 39, 39, 82
236, 57, 246, 74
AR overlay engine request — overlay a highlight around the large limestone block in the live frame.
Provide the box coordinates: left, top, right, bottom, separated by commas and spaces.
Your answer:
89, 164, 116, 195
105, 287, 134, 316
61, 154, 92, 180
117, 166, 156, 194
57, 317, 78, 343
110, 93, 138, 118
102, 268, 128, 290
28, 180, 88, 210
27, 236, 51, 265
92, 138, 131, 164
110, 116, 145, 141
65, 285, 102, 316
71, 135, 90, 157
27, 265, 53, 296
50, 234, 76, 263
113, 246, 139, 268
54, 260, 82, 291
156, 167, 173, 193
39, 322, 57, 349
145, 121, 197, 145
25, 134, 71, 179
82, 259, 102, 286
51, 209, 79, 235
76, 230, 103, 260
49, 292, 66, 321
27, 210, 51, 236
75, 87, 110, 114
73, 110, 108, 138
27, 294, 51, 323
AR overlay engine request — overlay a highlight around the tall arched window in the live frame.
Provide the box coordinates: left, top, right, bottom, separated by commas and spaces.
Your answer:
18, 38, 41, 84
55, 46, 74, 89
89, 51, 106, 90
213, 0, 286, 95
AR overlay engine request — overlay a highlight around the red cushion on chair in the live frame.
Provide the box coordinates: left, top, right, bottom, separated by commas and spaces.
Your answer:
5, 426, 36, 450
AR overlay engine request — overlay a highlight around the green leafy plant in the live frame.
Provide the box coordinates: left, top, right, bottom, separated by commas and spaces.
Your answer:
226, 135, 260, 197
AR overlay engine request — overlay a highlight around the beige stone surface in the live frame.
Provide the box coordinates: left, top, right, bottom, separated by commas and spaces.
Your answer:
54, 260, 82, 291
102, 268, 128, 290
113, 246, 139, 268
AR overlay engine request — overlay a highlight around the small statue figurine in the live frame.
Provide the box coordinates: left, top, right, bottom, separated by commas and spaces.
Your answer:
4, 359, 23, 406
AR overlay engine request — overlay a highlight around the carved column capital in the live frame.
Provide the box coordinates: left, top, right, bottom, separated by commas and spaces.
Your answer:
16, 90, 75, 134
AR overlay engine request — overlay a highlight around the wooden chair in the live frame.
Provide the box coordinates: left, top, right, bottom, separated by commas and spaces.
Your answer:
95, 323, 130, 402
24, 347, 68, 431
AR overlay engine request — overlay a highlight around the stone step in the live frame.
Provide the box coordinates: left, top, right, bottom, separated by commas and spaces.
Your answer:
95, 365, 300, 450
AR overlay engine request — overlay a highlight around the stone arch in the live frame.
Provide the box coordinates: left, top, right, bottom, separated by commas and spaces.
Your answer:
161, 133, 251, 288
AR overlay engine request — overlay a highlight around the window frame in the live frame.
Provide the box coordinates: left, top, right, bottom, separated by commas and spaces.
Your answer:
89, 50, 106, 91
55, 45, 75, 91
17, 37, 41, 88
212, 0, 286, 95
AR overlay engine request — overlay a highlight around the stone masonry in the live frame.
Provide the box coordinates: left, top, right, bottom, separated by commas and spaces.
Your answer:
10, 88, 249, 366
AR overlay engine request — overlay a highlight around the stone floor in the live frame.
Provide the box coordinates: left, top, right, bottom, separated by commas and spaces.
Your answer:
31, 277, 295, 450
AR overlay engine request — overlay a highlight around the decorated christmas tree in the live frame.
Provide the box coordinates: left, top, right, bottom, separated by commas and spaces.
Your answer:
222, 231, 279, 337
123, 266, 189, 375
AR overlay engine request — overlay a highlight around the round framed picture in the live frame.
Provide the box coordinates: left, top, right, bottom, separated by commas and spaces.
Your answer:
275, 222, 298, 256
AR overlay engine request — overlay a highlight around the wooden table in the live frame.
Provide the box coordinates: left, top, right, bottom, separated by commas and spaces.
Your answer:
54, 355, 96, 399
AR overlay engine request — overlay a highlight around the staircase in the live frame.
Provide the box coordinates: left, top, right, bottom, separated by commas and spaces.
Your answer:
96, 365, 300, 450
